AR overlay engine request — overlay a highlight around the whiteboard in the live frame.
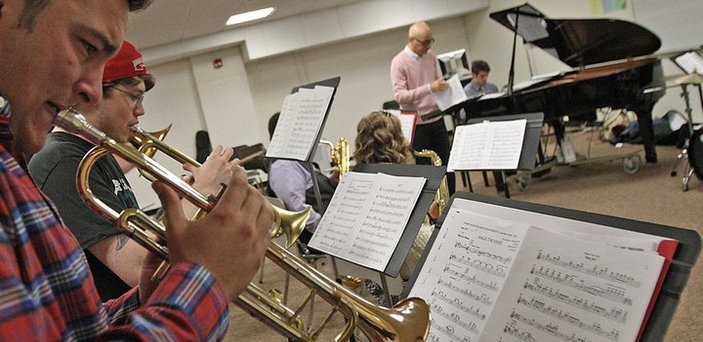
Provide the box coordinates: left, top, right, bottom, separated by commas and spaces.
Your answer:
632, 0, 703, 54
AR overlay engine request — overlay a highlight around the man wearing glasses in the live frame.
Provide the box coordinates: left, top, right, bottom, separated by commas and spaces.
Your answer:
391, 21, 455, 194
28, 41, 236, 300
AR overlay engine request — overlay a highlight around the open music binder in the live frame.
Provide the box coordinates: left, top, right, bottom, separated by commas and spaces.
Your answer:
403, 192, 700, 342
448, 112, 544, 172
265, 76, 341, 162
309, 163, 445, 277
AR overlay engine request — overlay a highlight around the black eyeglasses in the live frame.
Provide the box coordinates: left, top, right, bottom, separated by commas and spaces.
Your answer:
414, 38, 435, 46
111, 87, 144, 109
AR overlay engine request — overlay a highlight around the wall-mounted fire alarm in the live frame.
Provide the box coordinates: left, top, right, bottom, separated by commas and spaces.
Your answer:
213, 58, 223, 69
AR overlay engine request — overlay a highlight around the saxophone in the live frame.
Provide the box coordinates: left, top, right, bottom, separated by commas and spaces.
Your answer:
321, 137, 350, 176
413, 149, 449, 216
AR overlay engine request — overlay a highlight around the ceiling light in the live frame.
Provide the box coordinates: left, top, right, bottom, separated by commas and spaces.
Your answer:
226, 7, 275, 26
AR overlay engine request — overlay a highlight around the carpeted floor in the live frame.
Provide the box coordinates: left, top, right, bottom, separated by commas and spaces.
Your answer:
225, 129, 702, 341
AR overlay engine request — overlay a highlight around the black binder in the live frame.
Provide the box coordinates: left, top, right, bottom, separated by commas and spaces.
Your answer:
403, 191, 701, 341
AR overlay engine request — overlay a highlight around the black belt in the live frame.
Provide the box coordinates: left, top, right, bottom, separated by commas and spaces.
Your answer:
420, 110, 443, 121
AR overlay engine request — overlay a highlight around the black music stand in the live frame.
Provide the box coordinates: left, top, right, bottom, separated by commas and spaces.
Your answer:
489, 3, 546, 96
323, 163, 445, 304
403, 191, 701, 341
266, 76, 341, 220
284, 77, 342, 218
669, 51, 703, 190
265, 77, 341, 289
457, 112, 544, 198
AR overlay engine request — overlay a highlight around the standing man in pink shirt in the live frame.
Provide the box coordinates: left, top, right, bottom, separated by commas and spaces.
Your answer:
391, 21, 455, 193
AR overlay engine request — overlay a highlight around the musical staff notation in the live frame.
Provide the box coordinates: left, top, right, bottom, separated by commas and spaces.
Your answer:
529, 265, 633, 306
537, 250, 641, 287
429, 300, 480, 335
437, 278, 493, 306
444, 264, 498, 291
447, 119, 527, 171
309, 172, 425, 271
523, 280, 629, 324
516, 295, 622, 341
503, 317, 594, 342
449, 251, 508, 278
266, 85, 334, 161
454, 240, 513, 264
431, 290, 487, 321
408, 203, 666, 342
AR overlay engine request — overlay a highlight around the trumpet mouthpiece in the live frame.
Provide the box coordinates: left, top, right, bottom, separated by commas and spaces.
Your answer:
54, 108, 106, 145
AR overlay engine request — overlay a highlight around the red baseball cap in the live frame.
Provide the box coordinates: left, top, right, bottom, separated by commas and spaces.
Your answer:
102, 40, 155, 91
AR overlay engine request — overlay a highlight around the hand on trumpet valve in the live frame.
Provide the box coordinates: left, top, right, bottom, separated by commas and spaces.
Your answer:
153, 165, 273, 301
183, 145, 237, 195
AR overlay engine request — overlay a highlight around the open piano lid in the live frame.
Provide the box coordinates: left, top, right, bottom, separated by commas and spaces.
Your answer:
489, 3, 661, 68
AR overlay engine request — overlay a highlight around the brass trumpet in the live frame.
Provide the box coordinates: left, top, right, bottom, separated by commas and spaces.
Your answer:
54, 108, 431, 342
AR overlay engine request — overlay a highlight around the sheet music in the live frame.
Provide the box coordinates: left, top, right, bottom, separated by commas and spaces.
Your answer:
398, 112, 417, 143
431, 74, 468, 111
409, 205, 666, 342
450, 198, 672, 254
309, 172, 426, 271
478, 91, 505, 100
482, 227, 664, 342
266, 85, 334, 160
447, 119, 527, 171
673, 51, 703, 73
384, 109, 417, 143
510, 73, 560, 92
409, 208, 530, 342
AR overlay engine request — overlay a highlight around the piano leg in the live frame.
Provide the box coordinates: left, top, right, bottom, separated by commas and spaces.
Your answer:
635, 104, 658, 163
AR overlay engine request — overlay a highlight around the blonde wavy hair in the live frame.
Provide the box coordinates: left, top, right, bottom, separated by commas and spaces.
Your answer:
353, 111, 414, 165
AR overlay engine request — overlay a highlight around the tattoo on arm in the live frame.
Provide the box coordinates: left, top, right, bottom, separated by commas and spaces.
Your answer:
115, 234, 130, 250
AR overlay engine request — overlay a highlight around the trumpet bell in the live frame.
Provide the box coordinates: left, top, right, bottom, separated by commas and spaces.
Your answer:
129, 124, 172, 158
271, 205, 312, 248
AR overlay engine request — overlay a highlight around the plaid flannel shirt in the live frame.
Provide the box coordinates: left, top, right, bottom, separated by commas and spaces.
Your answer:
0, 96, 229, 341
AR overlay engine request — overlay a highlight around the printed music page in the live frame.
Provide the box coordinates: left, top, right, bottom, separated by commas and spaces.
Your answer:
384, 109, 417, 143
309, 172, 426, 271
447, 119, 527, 171
409, 208, 531, 342
408, 204, 665, 342
431, 74, 468, 111
398, 112, 417, 143
266, 85, 334, 161
482, 227, 664, 342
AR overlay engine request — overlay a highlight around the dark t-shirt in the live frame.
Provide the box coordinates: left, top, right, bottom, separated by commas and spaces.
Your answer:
28, 132, 138, 300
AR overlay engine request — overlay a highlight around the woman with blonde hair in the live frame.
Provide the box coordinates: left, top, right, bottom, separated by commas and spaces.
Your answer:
349, 110, 437, 303
353, 110, 415, 165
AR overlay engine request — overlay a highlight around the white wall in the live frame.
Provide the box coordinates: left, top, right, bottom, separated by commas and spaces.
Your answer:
128, 0, 701, 207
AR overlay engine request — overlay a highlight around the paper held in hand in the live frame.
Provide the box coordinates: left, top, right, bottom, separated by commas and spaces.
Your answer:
308, 172, 426, 271
431, 74, 468, 111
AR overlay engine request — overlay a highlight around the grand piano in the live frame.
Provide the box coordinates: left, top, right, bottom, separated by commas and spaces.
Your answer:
461, 3, 666, 163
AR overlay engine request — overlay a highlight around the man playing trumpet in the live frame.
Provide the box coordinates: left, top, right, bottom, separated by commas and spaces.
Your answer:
29, 40, 241, 300
0, 0, 272, 340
